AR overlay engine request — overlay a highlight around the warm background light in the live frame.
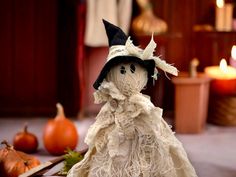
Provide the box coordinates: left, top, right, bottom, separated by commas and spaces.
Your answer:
231, 45, 236, 60
219, 58, 227, 73
205, 59, 236, 95
217, 0, 224, 8
205, 59, 236, 80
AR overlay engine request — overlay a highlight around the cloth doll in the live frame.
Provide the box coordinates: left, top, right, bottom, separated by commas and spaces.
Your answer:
68, 20, 198, 177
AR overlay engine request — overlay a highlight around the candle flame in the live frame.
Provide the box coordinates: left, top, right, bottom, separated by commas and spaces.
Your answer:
216, 0, 224, 8
220, 59, 228, 73
231, 45, 236, 60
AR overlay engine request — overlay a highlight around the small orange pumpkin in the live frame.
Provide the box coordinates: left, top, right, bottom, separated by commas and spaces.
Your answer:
43, 103, 79, 155
0, 140, 40, 177
13, 124, 38, 153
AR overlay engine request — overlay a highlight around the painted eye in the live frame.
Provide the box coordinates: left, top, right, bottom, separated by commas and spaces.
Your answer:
120, 66, 126, 74
130, 64, 136, 73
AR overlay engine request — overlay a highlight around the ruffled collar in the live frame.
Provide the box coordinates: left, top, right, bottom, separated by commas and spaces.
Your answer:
94, 80, 127, 104
94, 80, 158, 115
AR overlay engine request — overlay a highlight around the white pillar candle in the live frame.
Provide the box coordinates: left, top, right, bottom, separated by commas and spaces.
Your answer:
224, 3, 233, 31
215, 0, 225, 31
230, 45, 236, 67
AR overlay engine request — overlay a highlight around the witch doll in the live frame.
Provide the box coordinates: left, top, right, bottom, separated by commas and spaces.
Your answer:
68, 20, 197, 177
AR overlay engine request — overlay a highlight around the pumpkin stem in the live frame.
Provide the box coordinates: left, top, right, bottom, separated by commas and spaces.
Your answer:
24, 161, 29, 166
1, 140, 13, 149
23, 122, 28, 133
56, 103, 65, 119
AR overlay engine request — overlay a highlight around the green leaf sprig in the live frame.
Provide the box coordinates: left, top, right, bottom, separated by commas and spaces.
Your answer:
59, 148, 84, 175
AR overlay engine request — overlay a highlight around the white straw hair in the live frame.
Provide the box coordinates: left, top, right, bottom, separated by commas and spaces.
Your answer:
106, 35, 178, 76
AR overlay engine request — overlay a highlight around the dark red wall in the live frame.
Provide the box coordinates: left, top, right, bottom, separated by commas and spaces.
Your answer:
0, 0, 58, 116
0, 0, 81, 117
0, 0, 235, 116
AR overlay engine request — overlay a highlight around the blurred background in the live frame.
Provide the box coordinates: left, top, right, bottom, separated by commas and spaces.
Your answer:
0, 0, 235, 117
0, 0, 236, 176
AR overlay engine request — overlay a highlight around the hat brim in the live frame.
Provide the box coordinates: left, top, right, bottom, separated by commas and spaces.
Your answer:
93, 56, 156, 90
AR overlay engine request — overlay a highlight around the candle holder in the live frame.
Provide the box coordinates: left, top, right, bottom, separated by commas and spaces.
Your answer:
172, 72, 211, 133
207, 77, 236, 125
205, 59, 236, 126
208, 94, 236, 126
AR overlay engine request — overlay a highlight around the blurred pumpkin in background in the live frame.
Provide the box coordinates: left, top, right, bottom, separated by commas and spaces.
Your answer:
13, 124, 38, 153
43, 103, 79, 155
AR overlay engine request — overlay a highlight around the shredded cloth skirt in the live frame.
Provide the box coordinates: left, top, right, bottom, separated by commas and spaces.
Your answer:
67, 102, 197, 177
68, 85, 197, 177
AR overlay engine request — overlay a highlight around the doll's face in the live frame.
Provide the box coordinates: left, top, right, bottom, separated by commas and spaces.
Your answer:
106, 62, 148, 96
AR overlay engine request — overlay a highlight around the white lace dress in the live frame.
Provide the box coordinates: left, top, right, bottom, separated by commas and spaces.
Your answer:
67, 81, 197, 177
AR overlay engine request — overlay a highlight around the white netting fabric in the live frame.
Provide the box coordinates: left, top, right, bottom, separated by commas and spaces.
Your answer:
67, 64, 197, 177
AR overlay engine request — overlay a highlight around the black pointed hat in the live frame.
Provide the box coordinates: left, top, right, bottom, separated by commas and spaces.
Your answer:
103, 19, 127, 46
93, 20, 157, 90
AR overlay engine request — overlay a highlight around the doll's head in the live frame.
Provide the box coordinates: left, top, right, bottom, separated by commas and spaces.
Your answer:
106, 62, 148, 96
93, 20, 178, 93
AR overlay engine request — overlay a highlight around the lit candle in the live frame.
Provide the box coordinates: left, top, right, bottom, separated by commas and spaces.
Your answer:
215, 0, 233, 31
205, 59, 236, 95
229, 45, 236, 67
215, 0, 225, 31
